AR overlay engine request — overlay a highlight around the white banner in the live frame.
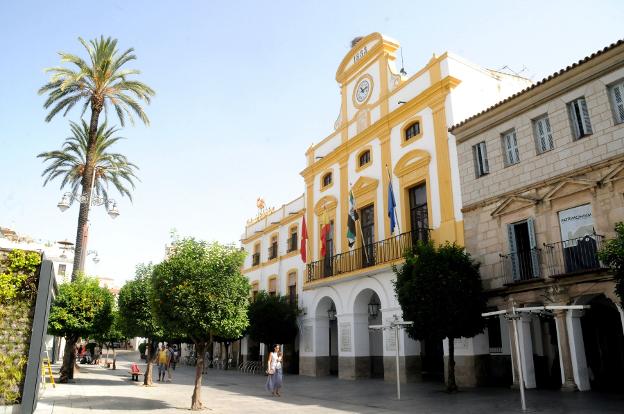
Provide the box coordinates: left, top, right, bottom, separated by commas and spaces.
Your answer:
558, 204, 594, 245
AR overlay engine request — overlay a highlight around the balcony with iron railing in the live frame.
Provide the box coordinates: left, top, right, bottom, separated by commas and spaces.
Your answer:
498, 234, 607, 286
543, 234, 606, 277
307, 228, 430, 283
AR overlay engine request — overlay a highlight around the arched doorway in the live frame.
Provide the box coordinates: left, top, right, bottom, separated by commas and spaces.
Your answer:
580, 295, 624, 391
353, 288, 384, 379
315, 296, 338, 376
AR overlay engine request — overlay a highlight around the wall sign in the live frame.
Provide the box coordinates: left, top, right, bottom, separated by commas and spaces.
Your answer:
558, 204, 594, 245
339, 322, 352, 352
385, 330, 397, 351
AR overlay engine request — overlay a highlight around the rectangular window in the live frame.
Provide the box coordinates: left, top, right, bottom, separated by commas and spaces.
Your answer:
472, 141, 489, 177
269, 235, 278, 259
609, 81, 624, 124
568, 97, 592, 139
58, 264, 66, 277
287, 228, 298, 252
502, 129, 520, 165
360, 205, 375, 268
252, 243, 260, 266
405, 122, 420, 140
288, 272, 297, 305
268, 278, 277, 296
252, 282, 259, 301
408, 184, 428, 243
486, 315, 503, 353
533, 115, 554, 154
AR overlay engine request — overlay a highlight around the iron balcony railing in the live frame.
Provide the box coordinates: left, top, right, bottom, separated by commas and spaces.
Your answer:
268, 243, 278, 260
307, 228, 429, 282
543, 234, 606, 277
500, 248, 543, 285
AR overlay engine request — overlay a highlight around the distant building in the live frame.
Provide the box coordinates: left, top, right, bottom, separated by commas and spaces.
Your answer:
0, 227, 74, 285
451, 40, 624, 391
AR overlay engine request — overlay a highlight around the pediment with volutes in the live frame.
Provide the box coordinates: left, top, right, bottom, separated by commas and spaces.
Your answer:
491, 195, 539, 217
351, 176, 379, 200
542, 178, 597, 202
393, 149, 431, 178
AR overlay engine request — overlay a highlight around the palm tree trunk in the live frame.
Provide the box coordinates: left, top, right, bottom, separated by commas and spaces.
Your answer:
70, 106, 102, 280
447, 337, 458, 393
191, 341, 206, 410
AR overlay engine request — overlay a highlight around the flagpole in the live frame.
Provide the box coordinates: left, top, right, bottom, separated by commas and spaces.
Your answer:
386, 164, 401, 235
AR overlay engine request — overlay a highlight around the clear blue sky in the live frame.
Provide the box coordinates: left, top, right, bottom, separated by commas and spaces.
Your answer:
1, 0, 622, 284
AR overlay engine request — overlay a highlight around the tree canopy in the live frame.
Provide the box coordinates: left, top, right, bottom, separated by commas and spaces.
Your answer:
117, 263, 162, 339
599, 222, 624, 306
248, 291, 299, 346
394, 242, 486, 391
151, 239, 250, 342
47, 275, 114, 339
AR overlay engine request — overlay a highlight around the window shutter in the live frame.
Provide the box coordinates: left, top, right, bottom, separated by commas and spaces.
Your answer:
536, 118, 547, 152
512, 131, 520, 163
526, 218, 540, 278
612, 84, 624, 123
544, 117, 553, 150
507, 224, 519, 281
570, 102, 582, 139
481, 142, 489, 174
579, 98, 592, 135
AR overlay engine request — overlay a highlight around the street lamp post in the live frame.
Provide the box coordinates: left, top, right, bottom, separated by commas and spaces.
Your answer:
56, 172, 120, 274
369, 314, 413, 400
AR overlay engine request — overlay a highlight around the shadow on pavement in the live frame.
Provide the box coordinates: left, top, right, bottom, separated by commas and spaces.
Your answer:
50, 395, 173, 411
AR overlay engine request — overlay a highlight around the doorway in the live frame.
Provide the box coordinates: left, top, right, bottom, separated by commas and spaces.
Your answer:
507, 219, 539, 281
581, 295, 624, 391
421, 338, 444, 381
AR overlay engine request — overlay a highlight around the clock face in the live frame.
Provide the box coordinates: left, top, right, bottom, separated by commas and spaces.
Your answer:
355, 79, 371, 104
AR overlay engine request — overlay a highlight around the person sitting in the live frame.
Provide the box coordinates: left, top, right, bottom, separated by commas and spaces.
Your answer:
129, 362, 142, 381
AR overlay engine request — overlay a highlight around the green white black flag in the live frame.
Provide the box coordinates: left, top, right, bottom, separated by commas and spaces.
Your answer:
347, 190, 358, 248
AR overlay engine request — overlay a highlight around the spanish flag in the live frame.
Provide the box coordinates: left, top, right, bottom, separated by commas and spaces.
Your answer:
300, 216, 308, 263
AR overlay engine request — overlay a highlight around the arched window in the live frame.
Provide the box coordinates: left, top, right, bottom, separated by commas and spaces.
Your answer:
405, 121, 421, 141
322, 172, 333, 188
358, 150, 371, 167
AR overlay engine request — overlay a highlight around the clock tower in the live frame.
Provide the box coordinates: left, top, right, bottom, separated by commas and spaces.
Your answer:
334, 33, 403, 135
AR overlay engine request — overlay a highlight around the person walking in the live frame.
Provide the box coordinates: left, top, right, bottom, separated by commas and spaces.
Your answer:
265, 344, 284, 397
157, 344, 170, 382
166, 344, 175, 382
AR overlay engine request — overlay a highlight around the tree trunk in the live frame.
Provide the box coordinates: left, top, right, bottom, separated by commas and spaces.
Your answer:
446, 337, 458, 393
112, 347, 117, 370
70, 105, 102, 280
59, 335, 78, 383
191, 341, 206, 410
144, 339, 157, 386
105, 344, 110, 366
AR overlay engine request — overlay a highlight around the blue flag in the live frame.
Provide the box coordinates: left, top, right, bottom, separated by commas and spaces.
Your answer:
388, 180, 397, 234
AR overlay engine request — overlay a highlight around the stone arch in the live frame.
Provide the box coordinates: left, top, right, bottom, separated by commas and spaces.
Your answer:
311, 286, 343, 316
346, 276, 390, 312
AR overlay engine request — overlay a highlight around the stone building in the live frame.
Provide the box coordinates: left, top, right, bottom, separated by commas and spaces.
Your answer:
240, 32, 531, 385
451, 40, 624, 391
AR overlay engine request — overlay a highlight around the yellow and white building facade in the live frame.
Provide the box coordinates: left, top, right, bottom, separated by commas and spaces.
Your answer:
241, 33, 531, 384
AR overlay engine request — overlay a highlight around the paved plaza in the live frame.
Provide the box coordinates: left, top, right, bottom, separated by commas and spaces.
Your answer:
33, 351, 624, 414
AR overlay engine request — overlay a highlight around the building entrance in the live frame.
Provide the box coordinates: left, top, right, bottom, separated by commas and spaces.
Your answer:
581, 295, 624, 391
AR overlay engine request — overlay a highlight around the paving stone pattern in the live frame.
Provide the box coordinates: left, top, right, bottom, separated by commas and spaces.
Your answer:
34, 351, 624, 413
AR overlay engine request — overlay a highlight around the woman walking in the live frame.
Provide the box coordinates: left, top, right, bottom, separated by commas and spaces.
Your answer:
265, 344, 284, 396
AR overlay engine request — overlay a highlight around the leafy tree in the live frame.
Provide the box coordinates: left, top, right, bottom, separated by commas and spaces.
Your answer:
47, 275, 114, 382
152, 239, 249, 410
248, 291, 299, 346
38, 120, 139, 207
94, 310, 125, 369
599, 222, 624, 306
117, 263, 162, 385
393, 242, 486, 392
39, 36, 154, 281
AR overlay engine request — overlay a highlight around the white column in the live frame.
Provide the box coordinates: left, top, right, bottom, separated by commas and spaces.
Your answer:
314, 316, 330, 357
352, 313, 369, 357
518, 314, 536, 389
567, 309, 590, 391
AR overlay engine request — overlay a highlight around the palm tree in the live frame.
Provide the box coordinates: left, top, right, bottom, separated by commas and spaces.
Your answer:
39, 36, 154, 280
38, 120, 139, 206
38, 120, 138, 383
